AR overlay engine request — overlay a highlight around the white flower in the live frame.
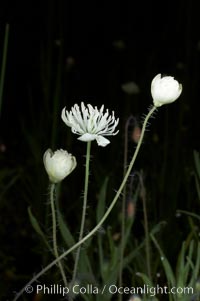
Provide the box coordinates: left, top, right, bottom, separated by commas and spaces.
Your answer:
43, 149, 77, 183
151, 74, 182, 107
61, 102, 119, 147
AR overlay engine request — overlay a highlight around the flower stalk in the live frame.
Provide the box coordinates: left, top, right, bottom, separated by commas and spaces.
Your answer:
119, 116, 133, 292
71, 141, 92, 285
50, 183, 68, 287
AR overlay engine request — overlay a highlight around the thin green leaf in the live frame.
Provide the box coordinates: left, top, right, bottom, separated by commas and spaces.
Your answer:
136, 272, 159, 301
124, 221, 166, 268
183, 241, 194, 286
0, 171, 20, 199
150, 234, 176, 289
56, 208, 76, 258
28, 206, 51, 251
176, 241, 186, 288
78, 249, 94, 282
188, 242, 200, 286
176, 210, 200, 222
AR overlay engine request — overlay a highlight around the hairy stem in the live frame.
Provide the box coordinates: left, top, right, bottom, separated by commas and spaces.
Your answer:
71, 141, 91, 284
50, 183, 68, 286
119, 116, 132, 295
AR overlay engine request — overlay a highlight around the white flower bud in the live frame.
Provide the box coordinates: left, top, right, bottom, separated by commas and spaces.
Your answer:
121, 81, 140, 95
43, 149, 77, 183
151, 74, 182, 107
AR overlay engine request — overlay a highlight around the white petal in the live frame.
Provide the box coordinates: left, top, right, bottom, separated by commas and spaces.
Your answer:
151, 74, 182, 107
96, 135, 110, 147
61, 103, 119, 144
61, 108, 68, 124
43, 149, 53, 171
78, 133, 97, 142
43, 149, 76, 183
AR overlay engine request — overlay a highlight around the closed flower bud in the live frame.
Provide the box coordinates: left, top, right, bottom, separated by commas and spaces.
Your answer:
43, 149, 77, 183
151, 74, 182, 107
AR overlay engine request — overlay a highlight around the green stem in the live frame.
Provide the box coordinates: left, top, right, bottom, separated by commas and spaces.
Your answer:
0, 24, 9, 119
50, 183, 68, 287
13, 106, 156, 301
72, 141, 91, 284
118, 116, 130, 297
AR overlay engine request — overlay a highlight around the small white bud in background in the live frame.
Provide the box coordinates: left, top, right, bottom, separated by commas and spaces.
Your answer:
121, 81, 140, 95
151, 74, 182, 107
43, 149, 77, 183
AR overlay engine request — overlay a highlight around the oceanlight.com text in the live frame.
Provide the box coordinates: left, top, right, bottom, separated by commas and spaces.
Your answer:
23, 283, 194, 297
108, 284, 193, 296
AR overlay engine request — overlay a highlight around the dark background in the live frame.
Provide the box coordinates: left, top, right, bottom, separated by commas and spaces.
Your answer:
0, 0, 200, 300
1, 0, 200, 146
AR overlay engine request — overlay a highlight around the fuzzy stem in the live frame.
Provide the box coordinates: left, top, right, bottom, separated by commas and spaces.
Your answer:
50, 183, 68, 287
71, 141, 91, 285
118, 116, 131, 295
13, 106, 156, 301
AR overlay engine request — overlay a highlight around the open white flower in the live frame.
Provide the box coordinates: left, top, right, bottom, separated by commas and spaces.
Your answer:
43, 149, 77, 183
151, 74, 182, 107
61, 102, 119, 147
